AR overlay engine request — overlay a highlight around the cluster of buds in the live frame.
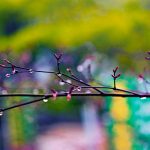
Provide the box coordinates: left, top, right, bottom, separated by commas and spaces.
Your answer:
112, 66, 121, 79
50, 87, 74, 101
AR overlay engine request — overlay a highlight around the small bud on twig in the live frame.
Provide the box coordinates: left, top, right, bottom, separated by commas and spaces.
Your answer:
66, 87, 74, 101
51, 89, 58, 100
113, 66, 119, 73
115, 73, 121, 78
67, 94, 71, 101
54, 53, 63, 61
66, 68, 73, 76
138, 74, 144, 79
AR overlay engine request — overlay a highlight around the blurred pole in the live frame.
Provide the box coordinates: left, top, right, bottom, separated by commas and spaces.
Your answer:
82, 101, 106, 150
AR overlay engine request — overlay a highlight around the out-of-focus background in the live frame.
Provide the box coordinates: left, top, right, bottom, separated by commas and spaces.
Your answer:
0, 0, 150, 150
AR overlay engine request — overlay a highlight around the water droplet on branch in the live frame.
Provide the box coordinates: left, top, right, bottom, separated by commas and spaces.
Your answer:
86, 90, 92, 94
43, 99, 48, 102
77, 87, 81, 92
33, 89, 39, 94
29, 69, 33, 74
57, 73, 62, 77
77, 65, 84, 72
2, 90, 8, 94
66, 79, 72, 84
59, 81, 65, 86
140, 97, 147, 100
5, 74, 10, 78
0, 111, 3, 116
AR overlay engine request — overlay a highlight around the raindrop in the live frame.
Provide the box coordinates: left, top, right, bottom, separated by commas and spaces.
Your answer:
140, 97, 147, 100
66, 79, 72, 84
77, 87, 81, 92
2, 90, 8, 94
0, 111, 3, 116
66, 68, 71, 72
59, 81, 65, 86
77, 65, 84, 72
29, 69, 33, 74
57, 73, 62, 77
5, 74, 10, 78
43, 99, 48, 102
33, 89, 39, 94
86, 90, 92, 94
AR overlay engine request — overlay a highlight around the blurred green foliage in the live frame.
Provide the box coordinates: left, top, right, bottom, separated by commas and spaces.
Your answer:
0, 0, 150, 53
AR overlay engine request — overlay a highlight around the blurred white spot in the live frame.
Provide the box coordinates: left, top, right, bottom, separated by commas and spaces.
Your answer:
66, 79, 72, 84
43, 99, 48, 103
77, 87, 81, 92
59, 81, 65, 86
138, 78, 143, 84
85, 90, 92, 94
0, 111, 3, 116
2, 90, 8, 94
33, 89, 39, 94
29, 69, 33, 74
58, 73, 62, 77
140, 97, 147, 100
77, 65, 84, 72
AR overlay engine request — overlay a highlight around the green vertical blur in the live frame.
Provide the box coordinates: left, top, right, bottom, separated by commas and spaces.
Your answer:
6, 96, 36, 149
105, 75, 150, 150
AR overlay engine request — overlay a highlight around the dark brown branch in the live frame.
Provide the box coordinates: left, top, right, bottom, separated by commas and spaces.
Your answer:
0, 92, 149, 113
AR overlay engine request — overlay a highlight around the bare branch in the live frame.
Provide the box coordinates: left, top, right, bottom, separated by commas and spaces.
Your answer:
0, 52, 149, 115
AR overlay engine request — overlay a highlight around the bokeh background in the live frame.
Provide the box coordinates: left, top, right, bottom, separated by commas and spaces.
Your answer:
0, 0, 150, 150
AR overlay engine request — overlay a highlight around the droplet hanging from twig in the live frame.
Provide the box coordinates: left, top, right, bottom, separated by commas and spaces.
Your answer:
0, 111, 3, 116
29, 69, 33, 74
43, 99, 48, 102
140, 97, 146, 100
5, 74, 10, 78
77, 87, 81, 92
57, 73, 62, 77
